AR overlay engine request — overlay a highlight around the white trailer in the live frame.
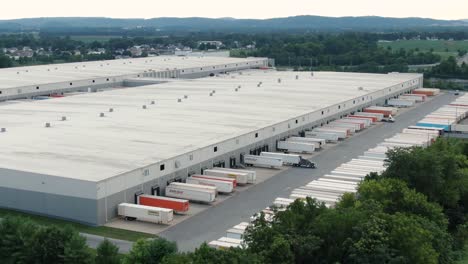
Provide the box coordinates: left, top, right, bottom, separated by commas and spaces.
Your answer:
118, 203, 173, 224
358, 155, 386, 161
312, 128, 347, 139
218, 237, 243, 245
329, 121, 360, 132
296, 137, 327, 147
260, 152, 316, 168
286, 137, 321, 148
277, 141, 315, 154
208, 240, 241, 249
165, 183, 217, 203
305, 131, 339, 142
323, 174, 363, 183
243, 154, 282, 168
212, 168, 257, 184
273, 197, 295, 208
203, 169, 249, 185
226, 228, 245, 240
186, 177, 234, 193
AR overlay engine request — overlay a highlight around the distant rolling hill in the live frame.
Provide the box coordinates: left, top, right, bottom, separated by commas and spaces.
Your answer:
0, 16, 467, 33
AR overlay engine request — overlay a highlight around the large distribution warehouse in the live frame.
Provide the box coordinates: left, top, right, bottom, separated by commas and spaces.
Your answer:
0, 57, 423, 225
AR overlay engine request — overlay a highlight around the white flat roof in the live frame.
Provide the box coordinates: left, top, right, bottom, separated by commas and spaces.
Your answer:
0, 56, 264, 90
0, 70, 421, 181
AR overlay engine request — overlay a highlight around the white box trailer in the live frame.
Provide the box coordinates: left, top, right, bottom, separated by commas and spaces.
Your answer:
186, 176, 234, 193
307, 181, 357, 191
358, 155, 386, 161
317, 178, 359, 186
331, 121, 361, 131
243, 154, 282, 168
118, 203, 173, 224
343, 117, 372, 126
260, 152, 316, 168
328, 122, 357, 133
226, 228, 245, 240
349, 159, 385, 166
331, 169, 369, 176
277, 141, 315, 154
213, 168, 256, 184
203, 169, 249, 185
290, 193, 339, 204
299, 184, 351, 194
286, 137, 326, 149
218, 237, 243, 245
292, 190, 340, 200
165, 183, 217, 203
208, 240, 241, 249
305, 131, 339, 142
299, 137, 327, 147
337, 118, 368, 128
312, 128, 347, 139
273, 197, 295, 208
323, 174, 363, 183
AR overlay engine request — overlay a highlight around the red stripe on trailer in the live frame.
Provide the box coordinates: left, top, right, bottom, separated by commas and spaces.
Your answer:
449, 104, 468, 107
348, 115, 376, 122
138, 195, 189, 213
191, 174, 237, 188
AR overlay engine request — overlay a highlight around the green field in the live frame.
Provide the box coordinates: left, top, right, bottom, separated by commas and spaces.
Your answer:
70, 35, 121, 43
0, 208, 155, 242
378, 40, 468, 57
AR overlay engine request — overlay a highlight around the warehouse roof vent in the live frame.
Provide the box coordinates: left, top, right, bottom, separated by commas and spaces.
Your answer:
235, 88, 239, 92
296, 75, 299, 80
109, 108, 114, 112
178, 98, 182, 102
278, 78, 281, 83
150, 100, 156, 105
184, 95, 188, 99
142, 105, 147, 109
45, 123, 51, 128
209, 93, 213, 96
1, 128, 6, 133
238, 85, 242, 89
212, 90, 216, 94
358, 87, 364, 91
61, 116, 67, 121
100, 113, 105, 117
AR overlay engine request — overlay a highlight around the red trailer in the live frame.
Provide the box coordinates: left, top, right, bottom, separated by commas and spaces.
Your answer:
137, 195, 189, 214
363, 109, 392, 117
347, 115, 377, 122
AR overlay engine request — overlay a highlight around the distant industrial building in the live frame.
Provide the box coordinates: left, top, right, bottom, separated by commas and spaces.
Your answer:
0, 59, 422, 225
0, 56, 268, 101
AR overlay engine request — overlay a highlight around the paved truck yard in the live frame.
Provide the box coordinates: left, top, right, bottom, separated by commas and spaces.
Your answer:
159, 91, 457, 251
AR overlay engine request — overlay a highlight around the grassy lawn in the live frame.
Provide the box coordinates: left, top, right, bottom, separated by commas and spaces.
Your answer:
0, 208, 155, 242
70, 35, 121, 43
378, 40, 468, 54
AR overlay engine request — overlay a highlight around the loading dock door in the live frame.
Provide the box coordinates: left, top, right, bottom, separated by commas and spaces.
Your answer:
229, 157, 236, 168
134, 191, 144, 204
240, 153, 245, 164
151, 186, 160, 196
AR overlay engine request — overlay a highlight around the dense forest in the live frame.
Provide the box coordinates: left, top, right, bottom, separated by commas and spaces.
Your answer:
1, 138, 467, 263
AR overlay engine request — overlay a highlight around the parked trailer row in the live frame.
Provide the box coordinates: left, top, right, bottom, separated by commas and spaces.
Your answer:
305, 131, 339, 142
165, 182, 217, 203
118, 203, 173, 224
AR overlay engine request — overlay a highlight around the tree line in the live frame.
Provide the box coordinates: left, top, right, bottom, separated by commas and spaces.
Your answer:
1, 137, 467, 263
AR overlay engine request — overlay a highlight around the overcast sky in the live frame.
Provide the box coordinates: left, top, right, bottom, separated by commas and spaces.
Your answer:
1, 0, 467, 20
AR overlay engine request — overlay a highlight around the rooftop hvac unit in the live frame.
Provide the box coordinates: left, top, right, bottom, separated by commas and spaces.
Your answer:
61, 116, 67, 121
178, 99, 182, 102
1, 128, 6, 133
358, 87, 364, 91
151, 101, 155, 105
184, 95, 188, 99
45, 123, 51, 128
100, 113, 105, 117
212, 90, 216, 94
296, 75, 299, 80
235, 88, 239, 92
142, 105, 147, 109
109, 108, 114, 112
238, 85, 241, 89
209, 93, 213, 96
278, 78, 281, 83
